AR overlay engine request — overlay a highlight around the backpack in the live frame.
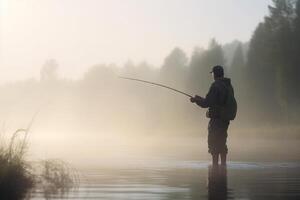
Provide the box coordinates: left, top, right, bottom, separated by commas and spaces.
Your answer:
219, 82, 237, 121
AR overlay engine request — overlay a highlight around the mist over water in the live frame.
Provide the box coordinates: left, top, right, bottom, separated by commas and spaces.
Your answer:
1, 0, 300, 199
0, 57, 298, 167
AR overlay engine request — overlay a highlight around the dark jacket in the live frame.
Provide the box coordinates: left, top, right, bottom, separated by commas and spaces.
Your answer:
196, 78, 234, 119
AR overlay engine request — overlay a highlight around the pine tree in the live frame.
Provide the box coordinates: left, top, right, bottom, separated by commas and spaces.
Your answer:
160, 47, 188, 87
247, 0, 298, 121
187, 39, 225, 94
230, 43, 245, 100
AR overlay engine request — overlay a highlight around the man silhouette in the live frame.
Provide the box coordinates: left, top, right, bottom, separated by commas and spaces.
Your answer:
190, 65, 236, 166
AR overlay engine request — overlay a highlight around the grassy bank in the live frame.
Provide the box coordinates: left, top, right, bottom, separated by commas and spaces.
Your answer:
0, 128, 78, 199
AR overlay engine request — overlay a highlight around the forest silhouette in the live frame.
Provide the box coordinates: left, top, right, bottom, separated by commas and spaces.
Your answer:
0, 0, 299, 139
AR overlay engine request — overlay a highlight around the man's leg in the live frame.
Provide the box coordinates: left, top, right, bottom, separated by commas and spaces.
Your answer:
220, 153, 227, 166
208, 119, 218, 165
219, 120, 229, 166
212, 153, 219, 166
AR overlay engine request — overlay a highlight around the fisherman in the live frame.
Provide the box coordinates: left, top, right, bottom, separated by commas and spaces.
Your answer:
190, 65, 237, 166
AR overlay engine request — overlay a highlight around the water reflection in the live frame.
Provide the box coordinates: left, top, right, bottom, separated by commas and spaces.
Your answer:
30, 161, 300, 200
207, 165, 233, 200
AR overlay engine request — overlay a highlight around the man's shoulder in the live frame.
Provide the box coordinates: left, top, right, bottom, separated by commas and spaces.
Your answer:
210, 80, 223, 90
213, 79, 231, 90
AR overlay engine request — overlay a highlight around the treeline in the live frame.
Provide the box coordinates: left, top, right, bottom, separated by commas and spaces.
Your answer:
247, 0, 300, 123
124, 0, 300, 126
0, 0, 299, 137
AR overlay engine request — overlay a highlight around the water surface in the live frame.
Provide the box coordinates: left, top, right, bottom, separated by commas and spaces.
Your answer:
31, 160, 300, 200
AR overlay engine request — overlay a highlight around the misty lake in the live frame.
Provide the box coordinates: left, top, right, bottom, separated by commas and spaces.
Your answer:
30, 159, 300, 200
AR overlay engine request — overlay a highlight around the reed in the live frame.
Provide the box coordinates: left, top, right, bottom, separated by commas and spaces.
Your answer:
0, 126, 78, 199
0, 129, 34, 200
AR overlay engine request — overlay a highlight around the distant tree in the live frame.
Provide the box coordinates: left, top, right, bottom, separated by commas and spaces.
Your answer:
122, 60, 157, 80
160, 47, 188, 87
187, 47, 204, 93
267, 0, 295, 107
295, 0, 300, 60
83, 64, 115, 90
222, 40, 242, 66
188, 39, 225, 94
230, 43, 245, 99
246, 0, 299, 121
122, 60, 136, 77
291, 0, 300, 106
230, 43, 245, 77
136, 61, 157, 80
295, 0, 300, 43
295, 0, 300, 31
40, 59, 59, 82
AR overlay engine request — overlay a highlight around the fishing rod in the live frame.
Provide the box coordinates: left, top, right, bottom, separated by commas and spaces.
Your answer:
119, 76, 193, 98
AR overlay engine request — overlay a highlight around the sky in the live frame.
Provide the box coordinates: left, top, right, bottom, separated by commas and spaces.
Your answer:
0, 0, 272, 82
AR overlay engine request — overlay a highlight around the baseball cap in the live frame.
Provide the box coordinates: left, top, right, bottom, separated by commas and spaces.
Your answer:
210, 65, 224, 76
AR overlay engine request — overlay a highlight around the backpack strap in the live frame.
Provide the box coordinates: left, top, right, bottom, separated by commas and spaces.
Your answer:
216, 80, 229, 106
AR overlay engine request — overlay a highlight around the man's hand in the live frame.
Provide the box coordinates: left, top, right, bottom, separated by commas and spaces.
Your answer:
190, 97, 196, 103
190, 95, 203, 103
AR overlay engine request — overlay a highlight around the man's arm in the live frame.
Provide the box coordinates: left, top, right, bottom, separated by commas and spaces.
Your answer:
190, 84, 218, 108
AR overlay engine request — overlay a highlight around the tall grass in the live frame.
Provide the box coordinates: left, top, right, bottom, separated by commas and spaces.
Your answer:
33, 159, 79, 199
0, 128, 34, 199
0, 126, 78, 199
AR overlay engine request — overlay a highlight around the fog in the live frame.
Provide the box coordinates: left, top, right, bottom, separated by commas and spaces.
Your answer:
0, 0, 270, 81
1, 0, 300, 169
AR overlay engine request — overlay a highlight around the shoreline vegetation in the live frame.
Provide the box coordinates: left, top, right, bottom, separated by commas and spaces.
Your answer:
0, 127, 78, 200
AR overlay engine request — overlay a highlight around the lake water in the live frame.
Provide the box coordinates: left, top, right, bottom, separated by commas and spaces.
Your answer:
30, 159, 300, 200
